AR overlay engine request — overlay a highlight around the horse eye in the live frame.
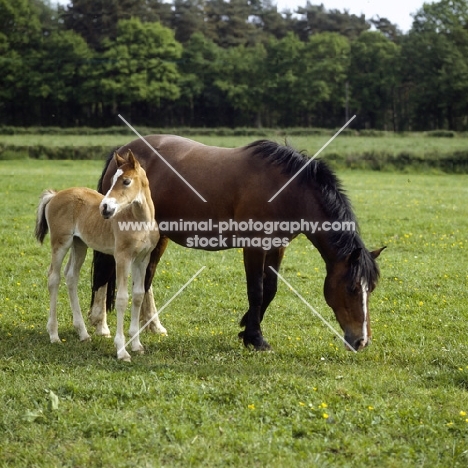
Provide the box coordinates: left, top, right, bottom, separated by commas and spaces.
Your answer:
123, 178, 131, 186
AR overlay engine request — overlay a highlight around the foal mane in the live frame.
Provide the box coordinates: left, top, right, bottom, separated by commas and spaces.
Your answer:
246, 139, 380, 289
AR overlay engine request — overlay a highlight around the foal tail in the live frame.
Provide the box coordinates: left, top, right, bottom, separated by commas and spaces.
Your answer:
35, 189, 56, 244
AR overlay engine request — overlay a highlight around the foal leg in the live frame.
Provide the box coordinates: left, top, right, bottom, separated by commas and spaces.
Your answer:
88, 251, 114, 337
128, 259, 148, 354
114, 258, 131, 361
239, 248, 269, 350
64, 238, 90, 341
47, 240, 72, 343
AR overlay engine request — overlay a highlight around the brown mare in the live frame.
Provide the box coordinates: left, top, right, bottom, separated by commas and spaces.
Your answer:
35, 150, 164, 361
89, 136, 385, 352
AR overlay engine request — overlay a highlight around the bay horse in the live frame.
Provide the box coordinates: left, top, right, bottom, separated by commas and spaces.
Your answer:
35, 150, 163, 361
89, 136, 385, 352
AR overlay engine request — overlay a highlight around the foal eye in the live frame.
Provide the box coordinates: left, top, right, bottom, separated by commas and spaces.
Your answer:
123, 178, 132, 186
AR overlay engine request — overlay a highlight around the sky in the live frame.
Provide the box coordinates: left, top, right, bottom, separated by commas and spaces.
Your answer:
275, 0, 430, 32
53, 0, 430, 33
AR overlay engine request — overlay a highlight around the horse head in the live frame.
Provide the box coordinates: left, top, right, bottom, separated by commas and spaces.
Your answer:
323, 246, 386, 351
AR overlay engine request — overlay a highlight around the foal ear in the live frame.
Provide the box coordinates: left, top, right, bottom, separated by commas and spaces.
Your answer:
370, 246, 387, 259
125, 149, 139, 169
114, 152, 127, 167
348, 247, 362, 264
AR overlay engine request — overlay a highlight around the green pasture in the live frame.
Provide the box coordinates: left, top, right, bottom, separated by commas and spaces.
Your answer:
0, 155, 467, 466
1, 131, 468, 155
1, 132, 468, 173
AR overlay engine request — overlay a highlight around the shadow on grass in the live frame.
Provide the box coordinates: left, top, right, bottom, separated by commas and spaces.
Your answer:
0, 321, 343, 380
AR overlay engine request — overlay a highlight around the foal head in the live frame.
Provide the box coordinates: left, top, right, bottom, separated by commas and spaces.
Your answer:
100, 150, 150, 219
323, 246, 385, 351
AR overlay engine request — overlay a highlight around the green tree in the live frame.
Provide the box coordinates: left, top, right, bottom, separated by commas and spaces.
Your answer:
99, 18, 182, 123
176, 32, 223, 125
26, 29, 94, 125
296, 32, 350, 127
293, 2, 369, 41
401, 0, 468, 130
62, 0, 173, 51
214, 43, 267, 126
0, 0, 42, 51
349, 31, 400, 129
204, 0, 262, 47
264, 32, 305, 126
171, 0, 207, 43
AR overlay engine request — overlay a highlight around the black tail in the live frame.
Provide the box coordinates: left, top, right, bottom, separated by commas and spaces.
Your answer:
90, 150, 118, 312
91, 251, 116, 311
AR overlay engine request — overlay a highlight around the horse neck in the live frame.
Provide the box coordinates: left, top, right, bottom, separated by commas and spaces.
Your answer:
300, 191, 356, 269
306, 230, 355, 274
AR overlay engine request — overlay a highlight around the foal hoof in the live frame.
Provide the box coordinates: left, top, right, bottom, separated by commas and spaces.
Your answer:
117, 350, 132, 362
131, 344, 145, 355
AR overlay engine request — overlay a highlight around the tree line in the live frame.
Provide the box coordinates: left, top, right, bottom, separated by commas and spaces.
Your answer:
1, 0, 468, 130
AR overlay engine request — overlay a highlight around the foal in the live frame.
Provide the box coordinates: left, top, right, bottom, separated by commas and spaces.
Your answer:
35, 150, 161, 361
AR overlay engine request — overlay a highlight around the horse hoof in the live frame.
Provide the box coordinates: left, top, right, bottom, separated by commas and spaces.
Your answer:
80, 334, 91, 342
254, 341, 272, 352
50, 337, 61, 344
240, 332, 271, 351
145, 321, 167, 335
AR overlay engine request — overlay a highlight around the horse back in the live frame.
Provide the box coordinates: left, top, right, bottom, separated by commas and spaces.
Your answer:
104, 135, 291, 222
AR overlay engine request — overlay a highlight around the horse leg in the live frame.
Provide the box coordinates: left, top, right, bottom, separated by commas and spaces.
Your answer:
141, 285, 167, 334
88, 284, 111, 337
64, 237, 90, 341
140, 237, 169, 334
260, 248, 285, 322
114, 257, 131, 361
239, 248, 270, 350
47, 239, 72, 343
88, 251, 114, 337
128, 257, 148, 354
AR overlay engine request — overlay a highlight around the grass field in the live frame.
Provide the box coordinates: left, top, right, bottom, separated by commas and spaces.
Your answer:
0, 155, 467, 466
1, 131, 468, 157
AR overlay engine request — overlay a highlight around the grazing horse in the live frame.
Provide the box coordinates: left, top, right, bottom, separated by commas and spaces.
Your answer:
35, 150, 162, 361
89, 136, 385, 352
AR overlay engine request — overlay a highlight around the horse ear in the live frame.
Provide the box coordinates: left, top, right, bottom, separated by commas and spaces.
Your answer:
114, 152, 126, 167
348, 247, 362, 264
371, 246, 387, 259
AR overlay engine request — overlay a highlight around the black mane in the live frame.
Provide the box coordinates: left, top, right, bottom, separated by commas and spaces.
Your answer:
246, 139, 380, 289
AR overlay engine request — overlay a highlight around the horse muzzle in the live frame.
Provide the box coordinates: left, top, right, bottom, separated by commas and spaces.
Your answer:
344, 334, 371, 352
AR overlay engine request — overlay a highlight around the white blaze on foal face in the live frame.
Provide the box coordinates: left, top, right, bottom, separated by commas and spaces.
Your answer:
100, 168, 123, 218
